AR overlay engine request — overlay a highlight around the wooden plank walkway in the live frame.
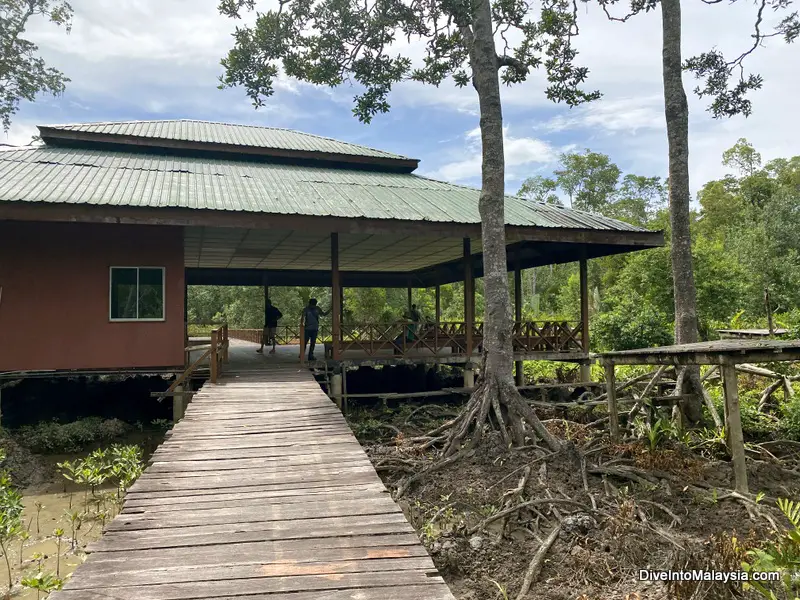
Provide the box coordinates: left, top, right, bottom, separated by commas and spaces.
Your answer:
51, 365, 455, 600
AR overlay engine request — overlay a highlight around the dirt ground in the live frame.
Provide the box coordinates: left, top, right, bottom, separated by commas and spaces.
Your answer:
350, 404, 800, 600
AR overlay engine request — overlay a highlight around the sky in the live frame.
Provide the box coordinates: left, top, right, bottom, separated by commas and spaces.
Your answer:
4, 0, 798, 196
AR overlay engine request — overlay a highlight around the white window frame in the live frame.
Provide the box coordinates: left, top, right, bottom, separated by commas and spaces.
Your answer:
109, 266, 166, 322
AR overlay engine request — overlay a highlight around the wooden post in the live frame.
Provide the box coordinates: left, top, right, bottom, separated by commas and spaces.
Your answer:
222, 323, 229, 363
579, 258, 591, 382
173, 385, 184, 422
435, 284, 441, 323
210, 329, 219, 383
331, 372, 343, 410
464, 365, 475, 388
464, 238, 474, 357
339, 284, 345, 330
721, 362, 749, 494
342, 366, 347, 412
407, 284, 412, 310
604, 360, 619, 441
514, 262, 524, 387
765, 288, 774, 336
183, 280, 189, 368
299, 325, 305, 363
331, 233, 341, 360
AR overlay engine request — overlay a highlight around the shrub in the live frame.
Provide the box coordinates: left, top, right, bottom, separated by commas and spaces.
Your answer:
781, 398, 800, 441
591, 297, 673, 352
16, 418, 131, 454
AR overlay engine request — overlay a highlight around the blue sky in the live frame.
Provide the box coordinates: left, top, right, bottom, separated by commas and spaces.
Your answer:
5, 0, 798, 196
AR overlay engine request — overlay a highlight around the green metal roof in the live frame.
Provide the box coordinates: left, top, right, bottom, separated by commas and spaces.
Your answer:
38, 119, 413, 162
0, 145, 648, 231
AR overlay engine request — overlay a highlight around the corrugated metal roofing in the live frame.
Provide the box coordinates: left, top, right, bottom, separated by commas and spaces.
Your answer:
39, 120, 413, 161
0, 146, 648, 232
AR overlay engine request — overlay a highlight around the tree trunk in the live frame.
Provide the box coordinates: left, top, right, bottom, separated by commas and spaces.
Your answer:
661, 0, 703, 423
441, 0, 559, 456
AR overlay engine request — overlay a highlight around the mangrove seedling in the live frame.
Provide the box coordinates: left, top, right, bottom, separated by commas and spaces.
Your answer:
21, 571, 64, 600
34, 501, 43, 534
18, 530, 30, 565
0, 469, 24, 591
54, 528, 64, 576
63, 510, 82, 551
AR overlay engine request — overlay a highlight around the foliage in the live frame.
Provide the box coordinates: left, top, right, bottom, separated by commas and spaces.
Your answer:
219, 0, 599, 124
591, 294, 673, 352
16, 417, 130, 454
0, 451, 23, 590
553, 149, 621, 212
741, 498, 800, 599
21, 571, 64, 598
58, 444, 143, 498
0, 0, 73, 133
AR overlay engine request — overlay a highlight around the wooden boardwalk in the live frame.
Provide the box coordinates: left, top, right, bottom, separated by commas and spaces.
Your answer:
51, 364, 455, 600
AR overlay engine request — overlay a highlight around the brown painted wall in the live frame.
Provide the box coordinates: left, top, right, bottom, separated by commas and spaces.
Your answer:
0, 221, 184, 372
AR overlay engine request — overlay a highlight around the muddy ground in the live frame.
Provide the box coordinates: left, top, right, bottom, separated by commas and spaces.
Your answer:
0, 430, 166, 598
349, 402, 800, 600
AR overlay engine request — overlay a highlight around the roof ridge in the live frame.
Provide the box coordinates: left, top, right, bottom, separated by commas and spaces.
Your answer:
39, 119, 413, 160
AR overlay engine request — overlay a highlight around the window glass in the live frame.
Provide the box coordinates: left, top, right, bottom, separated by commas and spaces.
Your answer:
110, 268, 138, 319
138, 268, 164, 319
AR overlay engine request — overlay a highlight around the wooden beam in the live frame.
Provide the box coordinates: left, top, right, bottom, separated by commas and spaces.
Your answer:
435, 284, 441, 323
407, 284, 412, 309
598, 350, 800, 366
514, 262, 524, 387
0, 202, 665, 246
331, 233, 341, 361
604, 360, 619, 441
579, 258, 591, 382
721, 362, 748, 494
209, 330, 219, 384
339, 284, 344, 329
464, 238, 474, 358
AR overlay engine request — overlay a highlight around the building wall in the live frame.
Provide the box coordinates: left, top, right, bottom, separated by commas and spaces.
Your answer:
0, 221, 184, 372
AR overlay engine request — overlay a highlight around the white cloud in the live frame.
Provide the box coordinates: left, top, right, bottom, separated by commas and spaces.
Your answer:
3, 0, 796, 197
425, 126, 558, 183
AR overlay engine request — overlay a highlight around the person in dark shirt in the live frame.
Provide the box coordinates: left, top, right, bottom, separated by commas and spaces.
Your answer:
257, 299, 283, 354
302, 298, 330, 361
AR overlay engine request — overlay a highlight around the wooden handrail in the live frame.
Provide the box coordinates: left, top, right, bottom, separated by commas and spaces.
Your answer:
169, 348, 211, 393
210, 329, 219, 383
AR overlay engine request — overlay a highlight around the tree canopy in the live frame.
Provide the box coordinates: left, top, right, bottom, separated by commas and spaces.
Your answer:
0, 0, 72, 133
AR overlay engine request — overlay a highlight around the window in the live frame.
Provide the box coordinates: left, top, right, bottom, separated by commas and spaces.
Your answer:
110, 267, 165, 321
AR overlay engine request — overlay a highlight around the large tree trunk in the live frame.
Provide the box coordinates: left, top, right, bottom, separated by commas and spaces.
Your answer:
442, 0, 559, 456
661, 0, 703, 423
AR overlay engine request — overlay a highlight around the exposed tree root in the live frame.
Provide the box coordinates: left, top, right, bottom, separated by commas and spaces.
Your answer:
393, 353, 561, 498
515, 524, 561, 600
443, 358, 561, 458
467, 498, 587, 535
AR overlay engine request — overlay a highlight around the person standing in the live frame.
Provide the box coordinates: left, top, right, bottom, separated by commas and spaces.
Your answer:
302, 298, 330, 361
257, 298, 282, 354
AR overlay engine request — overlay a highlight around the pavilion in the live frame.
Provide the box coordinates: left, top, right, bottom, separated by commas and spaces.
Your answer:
0, 120, 663, 380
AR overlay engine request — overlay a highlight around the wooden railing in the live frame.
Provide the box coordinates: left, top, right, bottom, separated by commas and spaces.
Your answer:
226, 325, 333, 345
177, 323, 229, 386
337, 320, 584, 359
195, 320, 583, 360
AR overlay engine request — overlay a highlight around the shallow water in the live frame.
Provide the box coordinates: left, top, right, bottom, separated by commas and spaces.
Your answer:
1, 430, 166, 598
0, 479, 113, 598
